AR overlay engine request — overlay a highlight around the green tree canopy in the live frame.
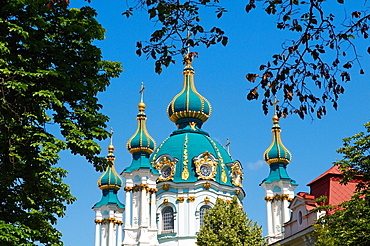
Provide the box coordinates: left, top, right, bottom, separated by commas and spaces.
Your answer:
196, 196, 265, 246
314, 121, 370, 245
0, 0, 122, 244
125, 0, 369, 119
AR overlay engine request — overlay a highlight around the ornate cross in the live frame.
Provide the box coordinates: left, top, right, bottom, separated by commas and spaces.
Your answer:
139, 82, 145, 103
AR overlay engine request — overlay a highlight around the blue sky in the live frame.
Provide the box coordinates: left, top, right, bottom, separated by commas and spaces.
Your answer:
56, 1, 370, 245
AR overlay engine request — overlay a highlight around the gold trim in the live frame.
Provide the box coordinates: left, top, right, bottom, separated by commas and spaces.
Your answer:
206, 136, 228, 183
163, 198, 169, 205
203, 182, 211, 190
154, 156, 177, 182
194, 151, 218, 180
124, 186, 133, 192
231, 161, 243, 187
94, 219, 102, 224
274, 194, 281, 201
204, 197, 210, 204
99, 185, 120, 190
162, 183, 170, 191
177, 197, 185, 203
281, 194, 289, 200
264, 196, 273, 202
187, 196, 195, 202
182, 134, 189, 180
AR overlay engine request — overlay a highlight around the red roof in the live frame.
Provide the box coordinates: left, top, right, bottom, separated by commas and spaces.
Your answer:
307, 165, 342, 186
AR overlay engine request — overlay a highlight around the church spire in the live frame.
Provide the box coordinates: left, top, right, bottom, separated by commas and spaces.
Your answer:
123, 84, 158, 173
126, 83, 156, 155
167, 52, 212, 129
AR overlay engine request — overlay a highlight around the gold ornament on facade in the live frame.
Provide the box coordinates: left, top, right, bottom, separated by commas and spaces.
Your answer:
116, 220, 124, 226
274, 194, 281, 201
281, 194, 289, 200
194, 151, 218, 180
108, 217, 116, 224
189, 122, 197, 130
154, 156, 177, 182
206, 136, 228, 183
288, 198, 294, 202
204, 197, 210, 204
162, 183, 170, 191
177, 197, 185, 203
124, 186, 133, 192
231, 161, 243, 187
140, 183, 149, 191
264, 196, 273, 202
203, 182, 211, 190
187, 196, 196, 202
182, 134, 189, 180
163, 198, 169, 205
235, 189, 241, 195
133, 185, 140, 192
94, 219, 102, 225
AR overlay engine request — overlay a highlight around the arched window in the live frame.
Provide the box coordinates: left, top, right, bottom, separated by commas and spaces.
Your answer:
200, 205, 211, 227
162, 207, 174, 233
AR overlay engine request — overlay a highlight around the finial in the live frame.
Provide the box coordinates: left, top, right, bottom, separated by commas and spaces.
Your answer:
184, 52, 198, 66
272, 96, 280, 125
109, 127, 114, 146
186, 28, 191, 54
226, 138, 231, 154
107, 127, 115, 158
138, 82, 146, 111
139, 82, 145, 103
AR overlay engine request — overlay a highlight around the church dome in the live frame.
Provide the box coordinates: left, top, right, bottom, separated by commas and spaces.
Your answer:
97, 144, 123, 190
167, 53, 212, 126
127, 102, 156, 154
151, 54, 242, 187
150, 127, 236, 186
264, 115, 292, 165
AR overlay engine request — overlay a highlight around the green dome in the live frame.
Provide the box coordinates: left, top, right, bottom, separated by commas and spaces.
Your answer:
97, 145, 123, 190
167, 54, 212, 126
150, 125, 237, 186
264, 115, 292, 165
127, 102, 156, 154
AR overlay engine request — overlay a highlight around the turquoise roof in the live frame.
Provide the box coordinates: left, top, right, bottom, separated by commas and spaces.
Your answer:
94, 144, 125, 208
261, 163, 298, 185
93, 189, 125, 209
151, 127, 235, 185
262, 115, 296, 185
167, 54, 212, 126
123, 100, 159, 175
97, 145, 123, 189
127, 102, 156, 154
264, 115, 292, 165
152, 55, 242, 187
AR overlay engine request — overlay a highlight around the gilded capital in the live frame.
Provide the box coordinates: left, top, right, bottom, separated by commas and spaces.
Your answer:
177, 197, 185, 203
187, 196, 196, 202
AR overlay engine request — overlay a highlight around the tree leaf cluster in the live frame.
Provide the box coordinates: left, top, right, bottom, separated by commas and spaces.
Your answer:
196, 196, 266, 246
127, 0, 369, 119
314, 121, 370, 245
245, 0, 369, 119
0, 0, 122, 244
124, 0, 228, 73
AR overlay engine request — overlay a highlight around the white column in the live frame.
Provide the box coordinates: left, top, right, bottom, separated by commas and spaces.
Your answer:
177, 197, 185, 236
125, 187, 132, 228
141, 184, 148, 226
265, 197, 273, 237
117, 221, 123, 246
282, 197, 290, 223
150, 191, 157, 228
95, 220, 101, 246
188, 196, 195, 235
101, 223, 107, 246
108, 219, 115, 246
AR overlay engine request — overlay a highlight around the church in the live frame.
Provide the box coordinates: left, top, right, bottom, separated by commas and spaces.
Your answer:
90, 52, 357, 246
92, 53, 246, 246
